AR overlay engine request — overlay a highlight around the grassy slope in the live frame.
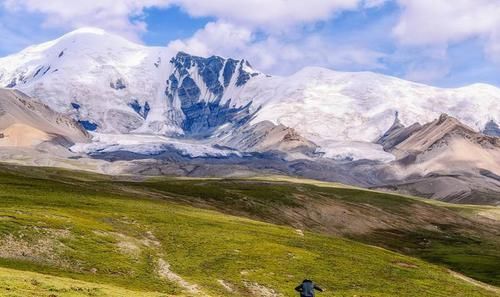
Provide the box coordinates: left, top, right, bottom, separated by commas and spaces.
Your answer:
122, 177, 500, 287
0, 267, 171, 297
0, 164, 497, 296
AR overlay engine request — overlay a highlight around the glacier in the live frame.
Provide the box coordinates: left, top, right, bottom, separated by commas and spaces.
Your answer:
1, 27, 499, 161
71, 132, 240, 158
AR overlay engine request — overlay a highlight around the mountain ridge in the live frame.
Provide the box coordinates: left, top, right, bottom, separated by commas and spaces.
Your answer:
1, 27, 499, 145
0, 28, 499, 204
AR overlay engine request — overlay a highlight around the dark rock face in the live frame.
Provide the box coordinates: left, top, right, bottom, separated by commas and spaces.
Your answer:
198, 56, 225, 97
166, 52, 260, 137
42, 66, 51, 76
236, 60, 257, 87
182, 100, 254, 136
166, 74, 178, 102
483, 120, 500, 137
71, 102, 80, 110
223, 59, 238, 87
377, 112, 405, 143
170, 52, 226, 99
178, 77, 201, 109
128, 100, 150, 119
110, 79, 126, 90
376, 112, 422, 151
6, 78, 17, 88
167, 52, 259, 101
154, 57, 161, 68
78, 120, 98, 131
33, 67, 43, 78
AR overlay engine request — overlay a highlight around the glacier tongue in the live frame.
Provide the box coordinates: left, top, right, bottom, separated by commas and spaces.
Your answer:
71, 132, 241, 158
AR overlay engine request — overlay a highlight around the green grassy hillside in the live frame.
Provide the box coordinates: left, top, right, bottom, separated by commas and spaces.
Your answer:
0, 164, 498, 296
0, 267, 171, 297
122, 176, 500, 286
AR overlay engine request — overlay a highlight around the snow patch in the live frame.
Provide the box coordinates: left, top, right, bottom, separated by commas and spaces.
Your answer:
315, 140, 395, 162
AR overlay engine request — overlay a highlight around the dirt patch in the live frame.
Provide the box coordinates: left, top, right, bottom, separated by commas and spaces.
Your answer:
141, 230, 161, 247
244, 281, 283, 297
394, 261, 418, 268
31, 226, 71, 239
157, 258, 202, 295
93, 230, 142, 258
217, 279, 234, 292
0, 231, 73, 269
116, 240, 141, 257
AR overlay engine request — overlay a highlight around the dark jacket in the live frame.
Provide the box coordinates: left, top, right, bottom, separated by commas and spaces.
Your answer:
295, 279, 323, 297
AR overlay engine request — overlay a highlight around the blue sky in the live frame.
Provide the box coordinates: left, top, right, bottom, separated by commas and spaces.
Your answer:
1, 0, 499, 87
141, 6, 214, 46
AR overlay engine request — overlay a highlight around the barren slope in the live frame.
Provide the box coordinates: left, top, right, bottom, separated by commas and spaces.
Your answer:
0, 88, 89, 146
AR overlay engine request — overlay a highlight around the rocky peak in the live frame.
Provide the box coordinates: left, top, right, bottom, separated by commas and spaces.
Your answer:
483, 120, 500, 137
437, 113, 449, 124
168, 52, 260, 103
376, 111, 422, 151
432, 113, 474, 134
392, 114, 498, 158
165, 52, 260, 136
436, 113, 462, 127
378, 112, 405, 140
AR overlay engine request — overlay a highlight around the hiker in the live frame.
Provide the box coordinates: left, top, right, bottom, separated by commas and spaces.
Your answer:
295, 279, 324, 297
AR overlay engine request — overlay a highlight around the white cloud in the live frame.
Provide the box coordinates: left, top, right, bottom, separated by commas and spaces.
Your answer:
0, 0, 389, 74
393, 0, 500, 62
3, 0, 498, 85
1, 0, 375, 38
363, 0, 389, 8
166, 21, 253, 58
1, 0, 172, 41
169, 0, 362, 29
167, 21, 386, 74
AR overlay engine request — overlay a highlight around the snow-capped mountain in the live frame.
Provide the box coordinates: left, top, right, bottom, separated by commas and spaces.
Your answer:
0, 28, 261, 138
1, 27, 500, 161
0, 28, 180, 135
1, 28, 500, 204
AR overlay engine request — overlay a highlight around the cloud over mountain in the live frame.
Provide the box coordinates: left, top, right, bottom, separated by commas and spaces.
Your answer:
1, 0, 499, 86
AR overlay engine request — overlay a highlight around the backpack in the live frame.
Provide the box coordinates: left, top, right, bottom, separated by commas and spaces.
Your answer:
300, 280, 315, 297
